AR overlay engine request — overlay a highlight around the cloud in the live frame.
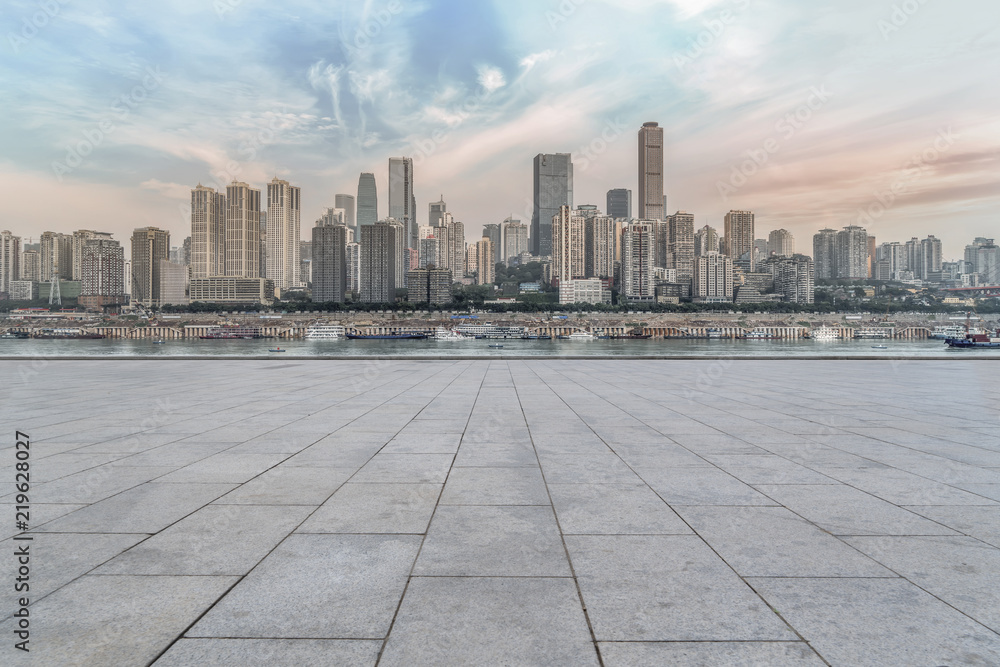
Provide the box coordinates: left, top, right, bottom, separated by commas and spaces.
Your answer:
476, 64, 506, 93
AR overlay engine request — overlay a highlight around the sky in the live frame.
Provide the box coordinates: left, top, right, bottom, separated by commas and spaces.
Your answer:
1, 0, 998, 258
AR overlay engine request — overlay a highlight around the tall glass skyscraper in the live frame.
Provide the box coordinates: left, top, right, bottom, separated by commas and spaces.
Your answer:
531, 153, 573, 257
334, 193, 356, 236
638, 122, 664, 220
606, 188, 632, 220
357, 173, 378, 227
388, 157, 415, 250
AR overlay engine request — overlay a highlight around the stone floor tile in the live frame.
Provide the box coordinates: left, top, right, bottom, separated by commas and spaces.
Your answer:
549, 483, 691, 535
598, 641, 825, 666
298, 483, 440, 533
440, 466, 549, 505
213, 466, 354, 505
154, 639, 381, 666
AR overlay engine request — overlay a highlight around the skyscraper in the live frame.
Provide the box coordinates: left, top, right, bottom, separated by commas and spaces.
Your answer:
693, 252, 734, 301
360, 221, 396, 303
312, 218, 347, 303
638, 122, 665, 220
552, 205, 585, 283
40, 231, 71, 281
346, 242, 360, 294
531, 153, 573, 256
79, 238, 125, 309
621, 221, 656, 302
72, 230, 114, 281
334, 194, 356, 235
771, 254, 814, 304
606, 188, 632, 220
357, 173, 378, 227
767, 229, 795, 257
447, 218, 465, 277
502, 217, 528, 265
429, 196, 447, 227
668, 211, 696, 283
191, 184, 226, 279
266, 177, 302, 293
835, 225, 869, 279
724, 210, 755, 271
813, 229, 837, 280
584, 215, 615, 279
483, 223, 501, 268
130, 227, 170, 307
920, 235, 943, 280
476, 238, 494, 285
226, 181, 261, 279
694, 225, 719, 256
19, 249, 40, 282
387, 218, 407, 288
388, 157, 415, 249
0, 230, 20, 296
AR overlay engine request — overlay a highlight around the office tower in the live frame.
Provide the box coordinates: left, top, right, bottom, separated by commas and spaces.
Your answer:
638, 122, 665, 220
724, 210, 755, 270
867, 235, 877, 278
552, 205, 585, 283
191, 184, 226, 279
300, 240, 312, 285
265, 177, 302, 293
357, 172, 378, 227
226, 181, 261, 278
388, 157, 415, 249
346, 242, 360, 293
621, 221, 656, 301
767, 229, 795, 257
466, 244, 478, 277
476, 238, 494, 285
386, 218, 407, 288
668, 211, 695, 283
182, 237, 191, 265
502, 217, 528, 264
694, 225, 719, 257
71, 230, 113, 280
585, 215, 615, 279
606, 188, 632, 220
312, 219, 347, 303
131, 227, 170, 306
40, 231, 72, 281
771, 254, 814, 304
447, 219, 465, 277
483, 223, 501, 268
0, 230, 20, 295
19, 249, 40, 282
407, 267, 453, 304
159, 260, 189, 306
835, 225, 869, 279
79, 238, 125, 309
531, 153, 573, 256
813, 229, 837, 279
920, 236, 943, 280
360, 221, 396, 303
428, 196, 447, 227
334, 194, 356, 234
693, 252, 734, 300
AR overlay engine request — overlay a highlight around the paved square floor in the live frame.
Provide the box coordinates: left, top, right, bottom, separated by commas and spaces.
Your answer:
2, 359, 999, 666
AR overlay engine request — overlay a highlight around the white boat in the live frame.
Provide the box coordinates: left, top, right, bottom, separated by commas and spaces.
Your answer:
929, 325, 984, 339
853, 327, 892, 339
305, 325, 345, 340
559, 331, 595, 340
810, 327, 840, 341
434, 328, 465, 340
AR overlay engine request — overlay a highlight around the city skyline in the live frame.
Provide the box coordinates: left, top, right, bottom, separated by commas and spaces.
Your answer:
2, 1, 997, 255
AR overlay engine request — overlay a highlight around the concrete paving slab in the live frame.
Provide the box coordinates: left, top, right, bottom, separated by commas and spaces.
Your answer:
154, 638, 382, 666
598, 641, 825, 666
299, 483, 441, 533
440, 466, 549, 505
549, 483, 691, 535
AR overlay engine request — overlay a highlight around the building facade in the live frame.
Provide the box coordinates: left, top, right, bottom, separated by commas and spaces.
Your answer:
388, 157, 416, 250
637, 122, 665, 220
476, 238, 494, 285
621, 221, 656, 301
835, 225, 869, 279
0, 230, 20, 296
406, 268, 452, 304
552, 205, 585, 283
312, 221, 348, 303
79, 238, 125, 309
694, 225, 719, 257
724, 210, 755, 271
191, 184, 226, 279
693, 252, 734, 301
770, 254, 814, 303
668, 211, 695, 283
266, 178, 302, 293
531, 153, 573, 256
606, 188, 632, 220
357, 172, 378, 228
767, 229, 795, 257
131, 227, 170, 307
226, 181, 261, 279
360, 221, 396, 303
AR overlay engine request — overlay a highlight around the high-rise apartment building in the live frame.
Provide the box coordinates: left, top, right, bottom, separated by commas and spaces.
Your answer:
770, 254, 814, 303
447, 218, 465, 277
638, 122, 665, 220
965, 238, 999, 284
694, 225, 719, 257
226, 181, 261, 279
621, 221, 656, 301
191, 184, 226, 279
312, 219, 347, 303
835, 225, 869, 280
265, 178, 302, 293
476, 238, 494, 286
501, 217, 528, 264
919, 236, 943, 280
388, 157, 416, 250
767, 229, 795, 257
668, 211, 695, 283
40, 231, 72, 281
552, 205, 586, 283
693, 252, 734, 301
418, 227, 440, 270
813, 229, 837, 280
357, 172, 378, 227
483, 223, 501, 268
334, 194, 356, 235
724, 210, 755, 271
359, 221, 396, 303
406, 268, 452, 304
466, 244, 478, 277
159, 260, 189, 306
346, 242, 360, 294
585, 215, 615, 279
531, 153, 573, 256
131, 227, 170, 307
79, 238, 125, 309
19, 249, 40, 282
0, 230, 20, 295
606, 188, 632, 220
71, 230, 114, 280
387, 218, 407, 288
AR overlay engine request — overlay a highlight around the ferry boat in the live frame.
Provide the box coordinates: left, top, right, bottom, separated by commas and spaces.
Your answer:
33, 328, 105, 340
706, 328, 728, 339
434, 328, 465, 340
739, 330, 777, 340
557, 331, 595, 340
521, 333, 552, 340
346, 332, 428, 340
809, 327, 840, 341
454, 324, 527, 339
945, 328, 1000, 348
0, 331, 30, 339
929, 325, 984, 339
200, 325, 263, 340
305, 325, 345, 340
853, 327, 892, 339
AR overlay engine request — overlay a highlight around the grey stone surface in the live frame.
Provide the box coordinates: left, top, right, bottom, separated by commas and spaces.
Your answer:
380, 577, 599, 666
191, 534, 420, 638
153, 638, 382, 666
352, 453, 454, 483
567, 535, 796, 641
637, 466, 777, 505
749, 576, 1000, 666
96, 504, 312, 575
440, 466, 549, 505
213, 466, 354, 505
549, 483, 691, 534
904, 504, 1000, 547
599, 641, 825, 666
299, 483, 441, 533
